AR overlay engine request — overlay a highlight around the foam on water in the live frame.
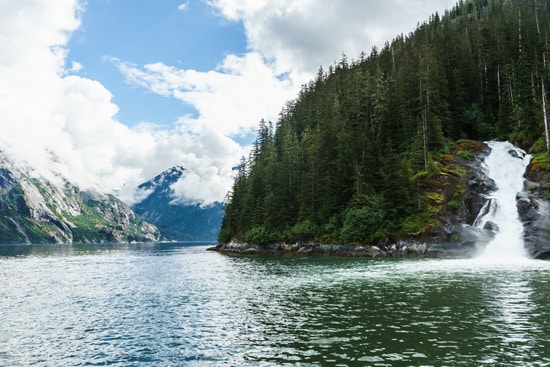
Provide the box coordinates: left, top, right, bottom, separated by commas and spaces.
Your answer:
474, 141, 531, 263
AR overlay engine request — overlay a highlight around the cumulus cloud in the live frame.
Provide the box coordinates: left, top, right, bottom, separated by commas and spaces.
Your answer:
52, 71, 245, 205
208, 0, 457, 74
177, 2, 189, 11
114, 52, 297, 137
68, 60, 82, 72
0, 0, 457, 208
0, 0, 243, 206
109, 0, 456, 204
114, 0, 458, 145
0, 1, 84, 182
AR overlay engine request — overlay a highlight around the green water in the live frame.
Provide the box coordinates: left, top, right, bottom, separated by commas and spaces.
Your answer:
1, 243, 550, 366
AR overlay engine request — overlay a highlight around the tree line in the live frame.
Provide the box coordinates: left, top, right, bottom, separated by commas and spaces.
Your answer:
219, 0, 550, 245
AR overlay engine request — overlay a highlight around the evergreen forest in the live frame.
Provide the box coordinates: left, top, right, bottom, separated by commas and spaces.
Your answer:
219, 0, 550, 246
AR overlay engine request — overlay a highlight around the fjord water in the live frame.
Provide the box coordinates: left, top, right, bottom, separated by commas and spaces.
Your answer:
475, 141, 531, 261
2, 243, 550, 366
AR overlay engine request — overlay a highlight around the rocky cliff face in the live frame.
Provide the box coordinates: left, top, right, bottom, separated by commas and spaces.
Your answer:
0, 164, 160, 244
393, 141, 550, 259
379, 141, 497, 258
520, 165, 550, 259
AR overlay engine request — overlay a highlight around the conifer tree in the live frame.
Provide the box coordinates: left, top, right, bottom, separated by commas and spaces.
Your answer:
219, 0, 550, 245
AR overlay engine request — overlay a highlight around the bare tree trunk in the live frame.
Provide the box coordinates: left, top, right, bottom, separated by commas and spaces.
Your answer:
423, 90, 429, 171
535, 0, 541, 41
518, 10, 522, 55
543, 78, 550, 154
420, 70, 428, 171
391, 46, 396, 73
497, 65, 501, 105
532, 73, 537, 102
508, 74, 514, 105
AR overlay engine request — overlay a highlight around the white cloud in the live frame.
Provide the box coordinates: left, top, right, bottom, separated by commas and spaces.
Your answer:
69, 60, 82, 72
0, 0, 244, 206
0, 0, 84, 184
111, 0, 457, 204
177, 2, 189, 11
114, 52, 297, 137
208, 0, 457, 74
115, 0, 458, 144
0, 0, 458, 209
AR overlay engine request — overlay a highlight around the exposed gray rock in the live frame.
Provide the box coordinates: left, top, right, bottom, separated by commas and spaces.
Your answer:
132, 166, 224, 241
518, 194, 550, 259
508, 149, 525, 160
211, 145, 500, 259
463, 146, 496, 223
0, 161, 160, 244
209, 241, 389, 257
483, 221, 499, 232
212, 143, 550, 260
426, 145, 497, 258
0, 168, 17, 195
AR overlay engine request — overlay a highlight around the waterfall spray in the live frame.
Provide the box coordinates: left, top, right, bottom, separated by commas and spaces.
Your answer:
475, 141, 531, 261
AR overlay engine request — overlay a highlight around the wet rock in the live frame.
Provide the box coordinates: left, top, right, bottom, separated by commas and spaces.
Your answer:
483, 221, 499, 232
520, 197, 550, 259
412, 220, 493, 258
398, 241, 428, 256
508, 149, 525, 159
211, 241, 261, 254
459, 225, 493, 244
297, 244, 313, 254
210, 241, 390, 258
463, 148, 497, 224
426, 242, 478, 258
517, 193, 541, 223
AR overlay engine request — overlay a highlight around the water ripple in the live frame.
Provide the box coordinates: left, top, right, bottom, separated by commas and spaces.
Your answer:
2, 245, 550, 366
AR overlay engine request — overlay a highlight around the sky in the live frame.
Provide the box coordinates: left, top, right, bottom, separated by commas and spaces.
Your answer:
0, 0, 457, 206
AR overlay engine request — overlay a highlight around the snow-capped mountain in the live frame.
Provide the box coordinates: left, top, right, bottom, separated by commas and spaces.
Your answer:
132, 166, 224, 241
0, 159, 160, 244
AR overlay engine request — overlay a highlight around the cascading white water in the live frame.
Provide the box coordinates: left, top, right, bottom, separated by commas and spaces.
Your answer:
475, 141, 531, 261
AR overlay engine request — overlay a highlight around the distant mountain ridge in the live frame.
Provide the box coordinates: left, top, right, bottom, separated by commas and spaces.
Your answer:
132, 166, 224, 241
0, 159, 160, 244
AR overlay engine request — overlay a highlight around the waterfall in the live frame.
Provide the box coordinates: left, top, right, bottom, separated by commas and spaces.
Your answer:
475, 141, 531, 260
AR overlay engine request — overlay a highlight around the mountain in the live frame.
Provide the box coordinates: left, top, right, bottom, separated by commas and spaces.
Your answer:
219, 0, 550, 246
0, 160, 160, 244
132, 166, 224, 241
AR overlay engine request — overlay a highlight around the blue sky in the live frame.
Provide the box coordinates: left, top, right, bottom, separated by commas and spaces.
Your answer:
0, 0, 457, 205
68, 0, 247, 127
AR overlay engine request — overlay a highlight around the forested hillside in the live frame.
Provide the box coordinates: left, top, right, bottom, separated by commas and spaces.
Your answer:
219, 0, 550, 246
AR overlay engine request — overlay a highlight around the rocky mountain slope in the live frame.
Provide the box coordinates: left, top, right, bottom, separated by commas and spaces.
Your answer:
0, 161, 159, 244
132, 166, 224, 241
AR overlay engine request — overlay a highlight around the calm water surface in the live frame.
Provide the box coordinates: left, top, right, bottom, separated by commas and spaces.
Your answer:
1, 242, 550, 366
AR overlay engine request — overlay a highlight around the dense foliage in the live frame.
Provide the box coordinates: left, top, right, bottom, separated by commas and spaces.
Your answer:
220, 0, 550, 245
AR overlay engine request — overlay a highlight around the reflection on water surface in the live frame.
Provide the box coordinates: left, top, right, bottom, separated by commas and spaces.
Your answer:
1, 243, 550, 366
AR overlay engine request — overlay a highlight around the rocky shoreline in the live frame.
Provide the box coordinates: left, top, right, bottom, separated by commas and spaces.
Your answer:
210, 142, 550, 260
207, 240, 482, 258
209, 189, 550, 260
